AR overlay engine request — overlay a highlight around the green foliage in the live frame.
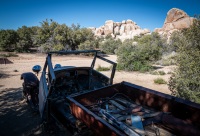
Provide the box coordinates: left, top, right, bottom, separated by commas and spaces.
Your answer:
16, 26, 34, 52
158, 71, 166, 75
168, 19, 200, 103
79, 40, 96, 50
100, 38, 122, 54
71, 28, 95, 50
0, 19, 97, 52
154, 78, 167, 84
0, 30, 18, 51
53, 44, 64, 51
0, 52, 18, 57
116, 44, 151, 71
96, 65, 110, 71
122, 39, 135, 46
105, 34, 113, 39
156, 52, 177, 66
33, 19, 95, 52
150, 70, 166, 75
167, 31, 184, 53
117, 33, 165, 72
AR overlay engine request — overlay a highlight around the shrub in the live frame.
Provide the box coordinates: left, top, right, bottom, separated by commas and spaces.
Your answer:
116, 44, 152, 71
0, 53, 18, 57
150, 70, 165, 75
158, 71, 166, 75
168, 19, 200, 103
78, 40, 95, 50
96, 65, 110, 71
100, 38, 122, 54
116, 33, 165, 72
154, 78, 167, 84
53, 44, 65, 51
167, 71, 173, 74
157, 52, 177, 66
150, 70, 166, 75
149, 71, 159, 75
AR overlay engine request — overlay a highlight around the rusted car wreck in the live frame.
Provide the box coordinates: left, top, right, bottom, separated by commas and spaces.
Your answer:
68, 81, 200, 136
22, 50, 200, 136
37, 50, 117, 135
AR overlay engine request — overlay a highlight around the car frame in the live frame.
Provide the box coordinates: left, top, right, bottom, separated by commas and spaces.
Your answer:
37, 50, 117, 134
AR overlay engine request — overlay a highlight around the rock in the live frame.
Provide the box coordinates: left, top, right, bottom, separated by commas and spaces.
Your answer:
154, 28, 162, 32
122, 20, 126, 24
126, 19, 134, 24
172, 17, 194, 29
154, 8, 195, 39
90, 19, 150, 41
115, 22, 121, 26
104, 20, 114, 35
88, 27, 96, 33
95, 27, 104, 36
120, 24, 126, 35
114, 26, 120, 34
164, 8, 188, 24
143, 28, 150, 34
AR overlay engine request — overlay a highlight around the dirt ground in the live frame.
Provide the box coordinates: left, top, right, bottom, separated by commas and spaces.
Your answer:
0, 53, 175, 136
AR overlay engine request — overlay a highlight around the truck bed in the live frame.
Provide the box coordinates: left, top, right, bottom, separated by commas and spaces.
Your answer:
68, 81, 200, 136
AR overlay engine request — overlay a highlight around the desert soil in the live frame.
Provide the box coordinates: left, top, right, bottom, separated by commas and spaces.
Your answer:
0, 53, 175, 136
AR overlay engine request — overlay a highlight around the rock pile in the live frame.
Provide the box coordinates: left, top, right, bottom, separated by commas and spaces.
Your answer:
89, 19, 150, 41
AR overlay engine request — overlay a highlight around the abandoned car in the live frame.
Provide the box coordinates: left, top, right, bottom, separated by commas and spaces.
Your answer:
21, 50, 200, 136
21, 50, 117, 135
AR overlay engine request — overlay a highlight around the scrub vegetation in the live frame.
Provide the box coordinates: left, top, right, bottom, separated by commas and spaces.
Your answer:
0, 17, 200, 103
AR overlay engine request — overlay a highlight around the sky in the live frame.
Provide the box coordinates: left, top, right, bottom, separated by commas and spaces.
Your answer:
0, 0, 200, 31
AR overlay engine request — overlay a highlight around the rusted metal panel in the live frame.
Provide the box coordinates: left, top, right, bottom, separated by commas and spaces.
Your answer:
68, 81, 200, 136
69, 98, 126, 136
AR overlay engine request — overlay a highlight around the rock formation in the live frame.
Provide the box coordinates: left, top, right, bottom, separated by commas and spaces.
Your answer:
89, 19, 150, 41
154, 8, 195, 38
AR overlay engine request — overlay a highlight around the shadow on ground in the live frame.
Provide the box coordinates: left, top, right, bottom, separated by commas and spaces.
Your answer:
0, 58, 13, 64
0, 88, 68, 136
0, 73, 11, 79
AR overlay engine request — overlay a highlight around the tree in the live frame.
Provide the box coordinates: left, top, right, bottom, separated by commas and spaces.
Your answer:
53, 24, 72, 51
36, 19, 74, 52
70, 27, 95, 50
0, 29, 18, 51
16, 26, 34, 52
36, 19, 58, 52
169, 19, 200, 103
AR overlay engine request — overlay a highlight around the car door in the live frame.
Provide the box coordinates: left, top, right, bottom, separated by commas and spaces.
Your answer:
38, 71, 48, 118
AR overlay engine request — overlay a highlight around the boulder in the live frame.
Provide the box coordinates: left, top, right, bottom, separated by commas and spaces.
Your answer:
114, 26, 120, 34
122, 20, 126, 24
154, 8, 195, 39
115, 22, 121, 27
120, 24, 126, 35
104, 20, 114, 35
172, 17, 194, 29
95, 27, 104, 36
91, 19, 151, 41
164, 8, 188, 24
126, 19, 134, 24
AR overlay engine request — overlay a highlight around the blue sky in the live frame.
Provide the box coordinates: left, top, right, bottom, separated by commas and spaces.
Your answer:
0, 0, 199, 31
